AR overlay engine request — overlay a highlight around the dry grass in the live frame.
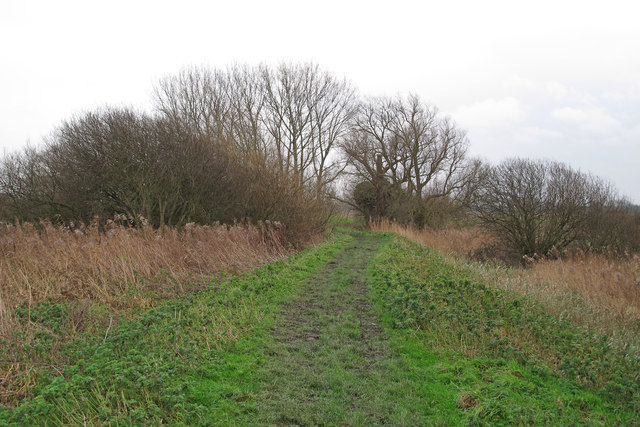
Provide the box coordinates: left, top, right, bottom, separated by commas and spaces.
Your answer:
0, 218, 297, 406
371, 218, 640, 340
370, 218, 488, 257
0, 219, 290, 337
520, 253, 640, 332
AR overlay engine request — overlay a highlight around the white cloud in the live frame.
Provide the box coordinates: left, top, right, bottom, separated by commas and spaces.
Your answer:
454, 97, 525, 131
502, 77, 569, 100
602, 84, 640, 103
516, 127, 563, 144
551, 106, 622, 133
544, 82, 569, 99
503, 76, 535, 90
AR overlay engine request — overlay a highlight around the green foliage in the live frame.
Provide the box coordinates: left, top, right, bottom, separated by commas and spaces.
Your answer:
0, 233, 352, 425
367, 235, 639, 423
3, 230, 637, 425
15, 301, 66, 332
352, 181, 377, 219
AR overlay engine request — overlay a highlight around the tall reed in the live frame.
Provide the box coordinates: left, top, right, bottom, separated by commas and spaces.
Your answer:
0, 219, 289, 336
0, 218, 296, 405
371, 218, 640, 340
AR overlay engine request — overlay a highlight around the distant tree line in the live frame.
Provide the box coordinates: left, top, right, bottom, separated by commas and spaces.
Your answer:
0, 64, 356, 243
1, 62, 638, 255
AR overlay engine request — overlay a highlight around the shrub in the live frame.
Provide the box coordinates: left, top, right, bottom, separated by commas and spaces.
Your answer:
474, 158, 624, 262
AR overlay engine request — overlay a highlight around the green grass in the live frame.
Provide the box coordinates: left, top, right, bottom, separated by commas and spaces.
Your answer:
0, 233, 352, 425
328, 214, 365, 227
367, 234, 639, 425
243, 232, 464, 425
1, 230, 637, 425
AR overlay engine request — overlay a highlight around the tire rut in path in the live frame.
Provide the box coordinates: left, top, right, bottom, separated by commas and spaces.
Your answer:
256, 233, 392, 425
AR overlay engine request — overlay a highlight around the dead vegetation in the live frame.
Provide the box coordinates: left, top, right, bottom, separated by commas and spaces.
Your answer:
370, 218, 487, 257
371, 218, 640, 340
0, 218, 289, 338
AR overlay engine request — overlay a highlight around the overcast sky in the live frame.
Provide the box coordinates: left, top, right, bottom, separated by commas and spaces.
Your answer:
2, 0, 639, 202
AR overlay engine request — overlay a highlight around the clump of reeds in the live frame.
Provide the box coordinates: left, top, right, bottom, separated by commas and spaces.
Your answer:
370, 218, 640, 340
527, 252, 640, 324
0, 218, 289, 336
370, 218, 487, 257
0, 217, 294, 405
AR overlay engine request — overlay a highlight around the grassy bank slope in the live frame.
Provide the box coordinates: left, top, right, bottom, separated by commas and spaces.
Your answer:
0, 232, 349, 425
1, 230, 637, 425
368, 234, 639, 424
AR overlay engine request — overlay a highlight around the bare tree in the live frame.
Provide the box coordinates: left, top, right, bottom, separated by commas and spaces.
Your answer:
0, 147, 67, 221
393, 95, 470, 200
343, 94, 476, 224
260, 63, 356, 192
4, 107, 237, 227
154, 63, 356, 196
225, 65, 267, 156
153, 66, 231, 142
306, 68, 357, 193
474, 158, 616, 261
343, 97, 402, 189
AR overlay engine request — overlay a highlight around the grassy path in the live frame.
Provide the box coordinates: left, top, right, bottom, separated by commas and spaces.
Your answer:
1, 230, 637, 425
252, 234, 431, 425
244, 231, 638, 425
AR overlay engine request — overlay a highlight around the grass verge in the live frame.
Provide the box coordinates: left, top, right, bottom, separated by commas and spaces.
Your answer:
371, 219, 640, 371
0, 220, 289, 406
3, 229, 637, 424
0, 232, 350, 424
367, 234, 639, 424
